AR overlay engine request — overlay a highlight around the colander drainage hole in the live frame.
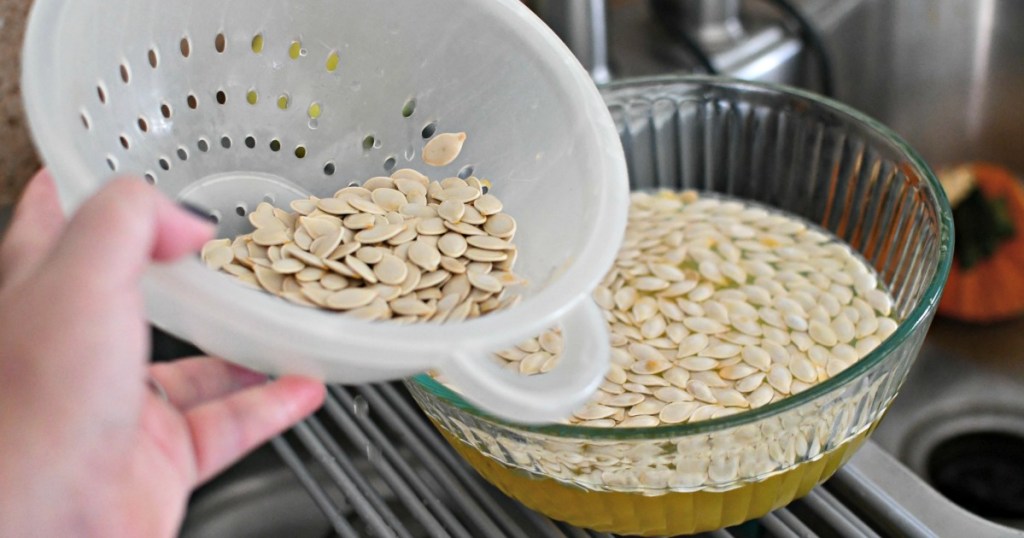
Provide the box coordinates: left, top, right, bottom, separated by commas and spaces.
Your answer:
80, 112, 91, 130
138, 117, 149, 133
270, 139, 282, 152
221, 136, 232, 149
421, 122, 437, 139
177, 148, 189, 161
362, 135, 375, 151
119, 63, 130, 84
216, 90, 227, 105
159, 158, 170, 171
235, 204, 247, 217
927, 431, 1024, 520
209, 211, 221, 224
402, 98, 416, 118
161, 103, 172, 119
106, 156, 117, 171
97, 84, 107, 104
383, 157, 396, 172
457, 165, 474, 179
324, 162, 336, 176
119, 135, 130, 150
263, 194, 276, 204
245, 136, 256, 149
197, 139, 210, 152
144, 172, 157, 185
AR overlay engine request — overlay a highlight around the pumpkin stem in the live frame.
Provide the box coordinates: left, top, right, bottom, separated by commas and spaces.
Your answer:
953, 188, 1015, 269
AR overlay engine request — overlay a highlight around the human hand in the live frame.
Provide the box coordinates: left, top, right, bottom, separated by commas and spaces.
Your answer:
0, 171, 326, 537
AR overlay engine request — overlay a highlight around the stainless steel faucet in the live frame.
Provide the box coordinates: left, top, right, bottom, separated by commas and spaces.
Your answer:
528, 0, 611, 84
529, 0, 746, 82
530, 0, 807, 89
650, 0, 744, 49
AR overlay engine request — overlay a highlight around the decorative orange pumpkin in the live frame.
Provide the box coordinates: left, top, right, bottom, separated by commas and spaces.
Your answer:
938, 162, 1024, 323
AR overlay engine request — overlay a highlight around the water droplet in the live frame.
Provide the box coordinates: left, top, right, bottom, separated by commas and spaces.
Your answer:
365, 442, 381, 463
352, 395, 369, 417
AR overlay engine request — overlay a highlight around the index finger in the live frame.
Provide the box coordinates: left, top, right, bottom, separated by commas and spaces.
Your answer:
0, 170, 65, 287
184, 376, 325, 484
149, 357, 269, 411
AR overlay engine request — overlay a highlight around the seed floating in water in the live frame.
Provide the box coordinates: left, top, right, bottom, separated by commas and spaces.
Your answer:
481, 191, 898, 429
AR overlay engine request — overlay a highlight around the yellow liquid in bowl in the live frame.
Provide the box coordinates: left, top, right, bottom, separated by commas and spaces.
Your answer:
438, 422, 878, 536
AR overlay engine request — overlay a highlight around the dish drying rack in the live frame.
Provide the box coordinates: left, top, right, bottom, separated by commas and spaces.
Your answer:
181, 381, 1004, 538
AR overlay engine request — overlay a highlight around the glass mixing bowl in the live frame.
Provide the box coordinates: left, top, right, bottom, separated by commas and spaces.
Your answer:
407, 76, 954, 536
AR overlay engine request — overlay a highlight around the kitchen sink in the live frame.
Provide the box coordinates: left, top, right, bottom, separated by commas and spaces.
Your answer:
3, 0, 1022, 535
873, 317, 1024, 530
176, 377, 1014, 538
189, 1, 1024, 533
594, 0, 1024, 530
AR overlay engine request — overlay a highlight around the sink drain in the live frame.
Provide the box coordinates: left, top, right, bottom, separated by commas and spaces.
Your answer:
926, 431, 1024, 520
899, 408, 1024, 528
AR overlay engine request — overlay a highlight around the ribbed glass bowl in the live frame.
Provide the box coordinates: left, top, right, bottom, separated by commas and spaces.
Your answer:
407, 76, 954, 536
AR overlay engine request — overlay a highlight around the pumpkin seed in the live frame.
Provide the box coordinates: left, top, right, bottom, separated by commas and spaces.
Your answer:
474, 194, 503, 215
202, 241, 234, 270
437, 200, 466, 223
326, 288, 378, 310
467, 271, 502, 294
371, 188, 407, 212
345, 255, 378, 283
409, 241, 442, 272
483, 213, 516, 238
271, 258, 305, 275
317, 197, 357, 215
422, 132, 467, 167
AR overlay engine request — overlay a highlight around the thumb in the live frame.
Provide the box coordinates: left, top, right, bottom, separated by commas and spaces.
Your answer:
49, 178, 215, 289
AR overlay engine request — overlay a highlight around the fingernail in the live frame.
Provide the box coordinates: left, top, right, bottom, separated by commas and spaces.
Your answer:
178, 202, 219, 225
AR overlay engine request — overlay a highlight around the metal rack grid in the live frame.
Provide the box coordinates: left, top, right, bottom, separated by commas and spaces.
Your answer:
266, 382, 940, 538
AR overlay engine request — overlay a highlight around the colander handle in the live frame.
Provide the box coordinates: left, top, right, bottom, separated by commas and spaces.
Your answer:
439, 298, 610, 424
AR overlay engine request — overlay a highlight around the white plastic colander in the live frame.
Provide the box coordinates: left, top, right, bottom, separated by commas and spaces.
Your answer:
20, 0, 629, 422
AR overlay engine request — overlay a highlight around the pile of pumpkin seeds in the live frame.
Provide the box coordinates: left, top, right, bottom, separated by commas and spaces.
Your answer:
200, 133, 526, 323
494, 191, 898, 427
